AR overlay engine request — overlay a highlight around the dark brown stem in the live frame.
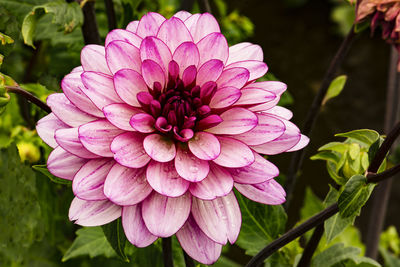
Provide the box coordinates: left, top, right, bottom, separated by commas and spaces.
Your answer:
6, 86, 51, 114
183, 250, 195, 267
367, 163, 400, 184
104, 0, 117, 30
285, 26, 357, 206
162, 237, 173, 267
198, 0, 211, 13
180, 0, 195, 11
79, 0, 101, 44
297, 224, 325, 267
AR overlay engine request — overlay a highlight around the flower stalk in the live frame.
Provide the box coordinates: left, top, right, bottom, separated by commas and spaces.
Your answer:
104, 0, 117, 30
6, 86, 51, 114
162, 237, 173, 267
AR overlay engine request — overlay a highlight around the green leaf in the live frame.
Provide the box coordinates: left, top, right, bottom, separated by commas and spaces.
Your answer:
235, 191, 287, 255
318, 142, 349, 154
348, 143, 361, 160
300, 187, 324, 221
32, 164, 72, 185
101, 219, 129, 262
310, 151, 340, 164
380, 226, 400, 255
367, 136, 384, 164
0, 32, 14, 45
311, 243, 380, 267
324, 186, 355, 243
62, 227, 116, 261
379, 247, 400, 267
335, 129, 380, 146
338, 175, 376, 218
322, 75, 347, 105
21, 0, 83, 48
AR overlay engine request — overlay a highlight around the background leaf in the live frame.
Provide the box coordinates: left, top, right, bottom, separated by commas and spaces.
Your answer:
101, 218, 129, 262
322, 75, 347, 105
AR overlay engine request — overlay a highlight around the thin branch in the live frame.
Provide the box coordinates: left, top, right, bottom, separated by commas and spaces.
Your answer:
285, 26, 357, 206
162, 237, 173, 267
180, 0, 196, 12
297, 224, 325, 267
78, 0, 101, 45
198, 0, 211, 13
367, 163, 400, 184
104, 0, 117, 30
6, 86, 51, 113
183, 250, 195, 267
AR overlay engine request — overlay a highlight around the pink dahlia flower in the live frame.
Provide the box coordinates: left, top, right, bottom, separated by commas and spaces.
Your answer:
36, 11, 308, 264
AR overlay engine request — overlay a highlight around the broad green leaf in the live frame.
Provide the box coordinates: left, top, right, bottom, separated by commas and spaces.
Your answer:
0, 144, 43, 262
327, 161, 348, 185
335, 129, 380, 146
338, 175, 376, 218
21, 0, 83, 48
379, 247, 400, 267
367, 136, 385, 164
236, 192, 287, 255
102, 218, 129, 262
300, 187, 324, 221
311, 243, 380, 267
62, 227, 116, 261
324, 186, 355, 243
310, 151, 340, 164
348, 143, 360, 160
380, 226, 400, 255
32, 164, 72, 185
322, 75, 347, 105
318, 142, 349, 154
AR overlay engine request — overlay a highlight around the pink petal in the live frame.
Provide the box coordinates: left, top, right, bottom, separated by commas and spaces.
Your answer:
80, 45, 111, 75
209, 87, 241, 109
176, 215, 222, 265
122, 205, 158, 247
55, 127, 101, 159
232, 113, 285, 145
106, 40, 141, 74
69, 198, 121, 226
130, 113, 155, 133
189, 163, 233, 200
126, 20, 139, 32
79, 119, 124, 157
226, 60, 268, 81
146, 160, 189, 197
142, 192, 191, 237
191, 191, 241, 244
244, 81, 287, 96
188, 132, 220, 160
235, 179, 286, 205
80, 71, 123, 110
173, 11, 192, 21
234, 88, 276, 106
157, 17, 193, 53
47, 147, 88, 180
196, 33, 229, 66
72, 159, 114, 200
197, 115, 222, 131
251, 118, 301, 155
136, 12, 166, 38
71, 66, 83, 73
175, 146, 209, 182
103, 103, 141, 131
173, 42, 200, 77
104, 163, 152, 205
62, 72, 104, 117
212, 137, 254, 168
143, 134, 176, 162
105, 29, 142, 48
110, 132, 151, 168
172, 42, 199, 77
140, 36, 172, 74
47, 93, 97, 127
205, 107, 257, 135
185, 13, 220, 43
114, 69, 148, 107
287, 134, 309, 152
266, 106, 293, 120
182, 65, 197, 87
196, 59, 224, 87
216, 67, 249, 89
36, 113, 68, 148
226, 42, 263, 65
141, 59, 166, 89
229, 152, 279, 184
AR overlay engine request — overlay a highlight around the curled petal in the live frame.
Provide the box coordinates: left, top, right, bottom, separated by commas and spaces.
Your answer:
191, 191, 241, 244
196, 59, 224, 87
55, 127, 101, 159
105, 29, 142, 48
173, 42, 200, 77
106, 40, 141, 74
234, 88, 276, 106
176, 215, 222, 265
142, 192, 191, 237
216, 67, 249, 89
226, 60, 268, 81
197, 33, 228, 66
69, 197, 121, 226
103, 103, 141, 131
175, 145, 209, 182
157, 17, 193, 53
287, 134, 309, 152
47, 147, 87, 180
136, 12, 166, 38
130, 113, 156, 133
141, 59, 166, 89
185, 13, 220, 43
114, 69, 148, 107
104, 164, 152, 206
209, 87, 241, 109
140, 36, 172, 74
173, 11, 192, 21
126, 20, 139, 32
36, 113, 68, 148
122, 205, 158, 247
111, 132, 151, 168
266, 106, 293, 120
189, 163, 233, 200
72, 159, 114, 200
146, 160, 189, 197
212, 137, 254, 168
80, 45, 111, 75
235, 179, 286, 205
143, 134, 176, 162
227, 42, 263, 65
205, 107, 257, 135
188, 132, 220, 160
